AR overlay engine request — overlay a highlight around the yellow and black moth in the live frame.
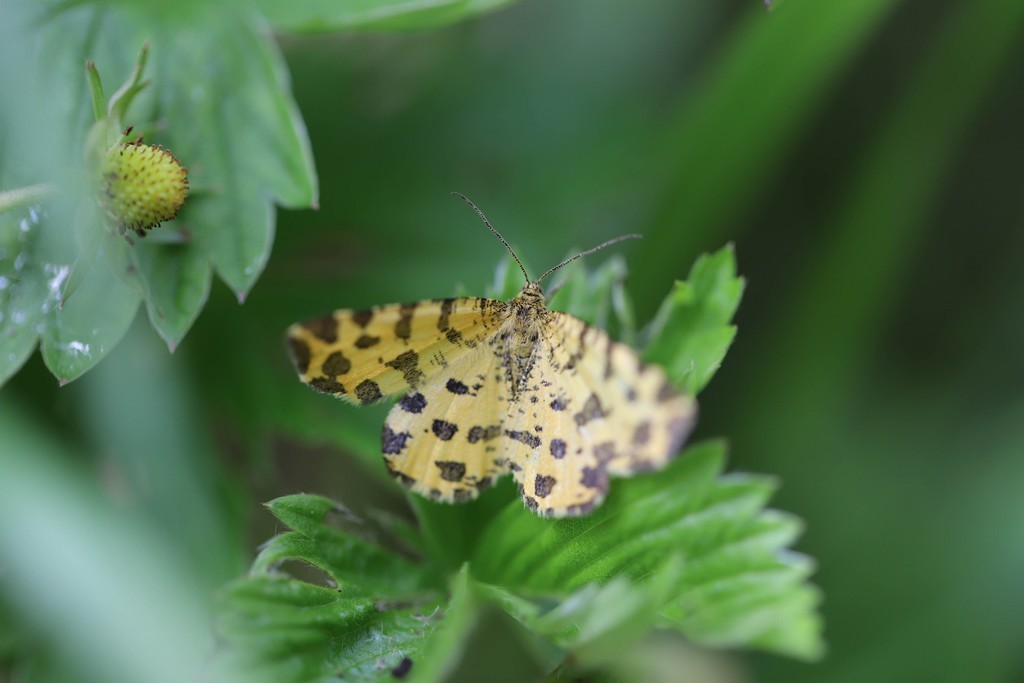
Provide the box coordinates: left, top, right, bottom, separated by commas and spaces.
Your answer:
287, 194, 697, 517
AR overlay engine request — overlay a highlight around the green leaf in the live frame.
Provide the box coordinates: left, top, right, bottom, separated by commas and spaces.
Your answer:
0, 207, 47, 386
1, 2, 318, 386
642, 244, 744, 395
219, 494, 450, 682
477, 556, 684, 665
218, 576, 442, 683
131, 239, 211, 351
257, 0, 521, 33
659, 540, 822, 660
253, 495, 443, 596
39, 234, 142, 386
144, 9, 318, 299
470, 441, 823, 660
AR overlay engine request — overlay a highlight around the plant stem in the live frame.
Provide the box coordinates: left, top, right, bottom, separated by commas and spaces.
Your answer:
0, 183, 57, 214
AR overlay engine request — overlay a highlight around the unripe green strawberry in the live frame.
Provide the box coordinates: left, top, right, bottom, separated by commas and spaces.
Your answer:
101, 142, 188, 238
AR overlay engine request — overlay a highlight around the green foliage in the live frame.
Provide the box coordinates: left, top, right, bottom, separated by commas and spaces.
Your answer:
217, 251, 823, 680
643, 245, 744, 394
0, 1, 318, 385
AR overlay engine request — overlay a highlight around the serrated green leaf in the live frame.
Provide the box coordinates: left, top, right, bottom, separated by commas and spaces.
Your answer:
218, 576, 443, 683
257, 0, 520, 33
660, 549, 822, 660
131, 239, 211, 351
643, 245, 744, 394
219, 495, 454, 682
470, 441, 822, 659
254, 495, 443, 596
477, 555, 684, 664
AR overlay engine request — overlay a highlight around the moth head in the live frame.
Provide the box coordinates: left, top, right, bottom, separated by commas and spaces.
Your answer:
517, 281, 546, 305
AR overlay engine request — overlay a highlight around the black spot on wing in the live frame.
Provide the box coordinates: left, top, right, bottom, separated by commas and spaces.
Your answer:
395, 303, 416, 340
580, 464, 609, 490
322, 351, 351, 376
386, 468, 416, 488
432, 419, 458, 441
550, 396, 568, 411
550, 438, 567, 458
523, 496, 539, 512
535, 474, 556, 498
385, 350, 424, 387
398, 392, 427, 413
657, 380, 678, 403
355, 334, 380, 349
382, 425, 411, 455
505, 430, 541, 449
446, 378, 469, 395
435, 460, 466, 482
574, 393, 605, 426
355, 379, 383, 403
632, 421, 651, 445
437, 298, 455, 331
594, 442, 616, 462
287, 337, 311, 375
352, 309, 373, 327
302, 315, 338, 343
667, 414, 696, 454
564, 499, 599, 516
309, 377, 346, 395
467, 425, 502, 443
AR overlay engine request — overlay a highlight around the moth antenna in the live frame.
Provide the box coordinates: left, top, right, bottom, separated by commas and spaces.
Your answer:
452, 192, 530, 283
536, 234, 642, 284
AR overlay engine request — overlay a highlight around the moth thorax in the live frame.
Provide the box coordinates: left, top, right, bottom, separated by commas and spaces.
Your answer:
512, 329, 540, 358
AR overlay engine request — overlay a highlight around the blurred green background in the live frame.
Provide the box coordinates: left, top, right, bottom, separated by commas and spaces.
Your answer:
3, 0, 1024, 681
